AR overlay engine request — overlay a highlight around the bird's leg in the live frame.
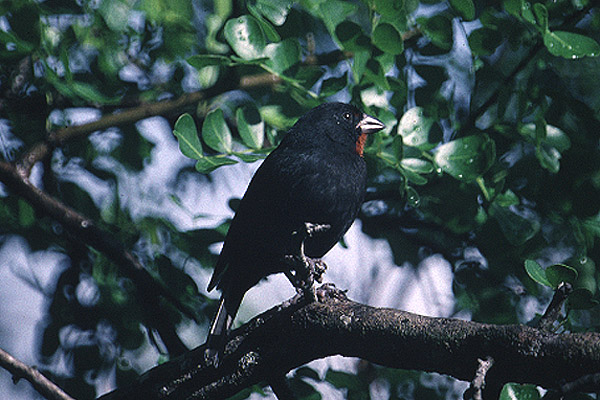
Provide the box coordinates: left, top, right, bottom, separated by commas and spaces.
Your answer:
284, 222, 330, 302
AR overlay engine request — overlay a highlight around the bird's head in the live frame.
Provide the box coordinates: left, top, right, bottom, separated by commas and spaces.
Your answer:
286, 102, 385, 157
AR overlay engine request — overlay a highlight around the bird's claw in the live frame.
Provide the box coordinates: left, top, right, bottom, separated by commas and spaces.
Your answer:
311, 258, 327, 283
284, 255, 327, 302
284, 222, 331, 302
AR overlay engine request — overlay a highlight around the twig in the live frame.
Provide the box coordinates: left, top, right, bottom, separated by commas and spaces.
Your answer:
537, 282, 573, 332
0, 347, 75, 400
465, 356, 494, 400
240, 73, 283, 89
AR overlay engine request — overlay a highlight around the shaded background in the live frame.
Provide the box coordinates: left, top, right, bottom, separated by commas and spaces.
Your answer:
1, 0, 599, 399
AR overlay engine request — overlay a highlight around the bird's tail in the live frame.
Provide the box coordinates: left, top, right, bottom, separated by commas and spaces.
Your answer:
204, 293, 240, 367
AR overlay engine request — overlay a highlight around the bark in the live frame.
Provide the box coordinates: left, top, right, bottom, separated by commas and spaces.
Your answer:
99, 290, 600, 400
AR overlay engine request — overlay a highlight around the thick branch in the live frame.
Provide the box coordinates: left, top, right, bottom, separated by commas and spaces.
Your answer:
99, 292, 600, 400
0, 347, 75, 400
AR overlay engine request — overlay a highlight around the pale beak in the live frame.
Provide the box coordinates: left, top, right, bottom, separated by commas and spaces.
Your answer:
357, 113, 385, 134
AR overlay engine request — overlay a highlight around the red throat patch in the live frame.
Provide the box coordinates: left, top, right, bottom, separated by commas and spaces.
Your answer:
355, 132, 368, 157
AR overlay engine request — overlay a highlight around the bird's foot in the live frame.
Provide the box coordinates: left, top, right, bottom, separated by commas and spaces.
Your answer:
284, 222, 331, 302
284, 257, 316, 302
311, 258, 327, 283
285, 256, 329, 302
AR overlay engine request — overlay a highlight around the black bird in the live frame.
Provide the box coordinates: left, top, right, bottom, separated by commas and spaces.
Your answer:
205, 102, 385, 364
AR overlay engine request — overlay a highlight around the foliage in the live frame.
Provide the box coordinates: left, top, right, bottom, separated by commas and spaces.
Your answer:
1, 0, 600, 399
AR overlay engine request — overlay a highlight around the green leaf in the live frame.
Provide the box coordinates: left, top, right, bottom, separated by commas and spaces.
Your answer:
543, 31, 600, 59
546, 264, 578, 288
405, 186, 421, 207
449, 0, 475, 21
319, 0, 358, 35
519, 123, 570, 173
98, 0, 131, 31
325, 370, 361, 391
335, 21, 370, 53
398, 107, 435, 149
202, 109, 233, 153
44, 64, 121, 105
418, 14, 453, 50
373, 0, 405, 17
503, 0, 521, 18
490, 202, 540, 246
247, 3, 281, 41
468, 28, 503, 56
224, 15, 266, 60
195, 156, 238, 173
535, 144, 561, 173
362, 59, 389, 89
351, 50, 370, 83
214, 0, 233, 20
525, 260, 552, 287
263, 38, 301, 73
251, 0, 293, 26
320, 74, 347, 97
434, 135, 496, 181
533, 3, 548, 32
403, 169, 429, 186
295, 366, 321, 381
0, 30, 35, 58
391, 135, 403, 160
520, 1, 536, 25
173, 114, 203, 160
500, 383, 540, 400
544, 125, 571, 152
235, 152, 267, 163
259, 105, 297, 130
70, 81, 121, 105
18, 199, 35, 228
236, 107, 264, 149
401, 158, 434, 174
187, 54, 232, 69
205, 14, 230, 54
495, 189, 519, 207
534, 118, 546, 141
377, 149, 397, 166
372, 23, 404, 55
567, 288, 599, 310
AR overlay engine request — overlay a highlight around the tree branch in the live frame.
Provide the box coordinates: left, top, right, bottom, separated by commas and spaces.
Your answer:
464, 356, 494, 400
0, 347, 75, 400
99, 290, 600, 400
16, 91, 206, 176
0, 160, 192, 355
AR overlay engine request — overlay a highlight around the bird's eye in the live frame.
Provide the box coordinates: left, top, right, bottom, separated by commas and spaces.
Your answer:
343, 112, 351, 120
